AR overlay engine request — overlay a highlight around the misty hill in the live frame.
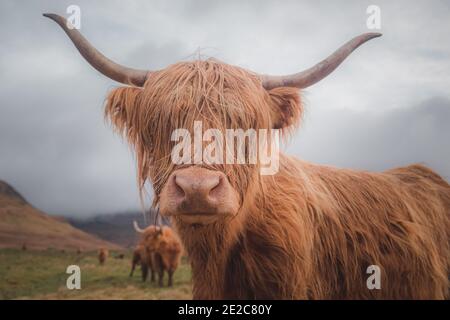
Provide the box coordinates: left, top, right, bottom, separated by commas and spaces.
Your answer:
0, 180, 121, 251
69, 210, 168, 248
0, 181, 27, 204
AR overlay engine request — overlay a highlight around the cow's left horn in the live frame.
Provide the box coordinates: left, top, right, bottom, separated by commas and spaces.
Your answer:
133, 221, 145, 233
261, 33, 381, 90
43, 13, 150, 87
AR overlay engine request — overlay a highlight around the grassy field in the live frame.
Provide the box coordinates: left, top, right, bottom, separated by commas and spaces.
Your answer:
0, 248, 192, 300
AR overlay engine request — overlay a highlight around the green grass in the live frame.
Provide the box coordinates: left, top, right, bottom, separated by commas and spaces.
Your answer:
0, 249, 192, 300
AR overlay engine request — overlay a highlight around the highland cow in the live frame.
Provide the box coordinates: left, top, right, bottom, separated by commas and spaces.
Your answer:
45, 14, 450, 299
131, 223, 159, 282
134, 222, 183, 287
129, 244, 144, 278
98, 248, 108, 266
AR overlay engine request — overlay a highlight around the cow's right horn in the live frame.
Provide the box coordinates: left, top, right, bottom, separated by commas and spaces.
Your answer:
260, 33, 382, 90
43, 13, 150, 87
133, 221, 145, 233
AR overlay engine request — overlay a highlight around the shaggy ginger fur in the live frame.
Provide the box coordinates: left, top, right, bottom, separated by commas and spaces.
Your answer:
151, 227, 183, 287
98, 248, 108, 266
135, 225, 183, 287
105, 59, 449, 299
129, 244, 144, 279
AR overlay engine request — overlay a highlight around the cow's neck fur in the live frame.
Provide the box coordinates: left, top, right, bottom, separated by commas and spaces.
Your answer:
172, 154, 450, 299
173, 215, 245, 299
172, 155, 318, 299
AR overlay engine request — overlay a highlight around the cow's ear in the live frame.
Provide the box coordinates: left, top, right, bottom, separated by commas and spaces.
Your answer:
268, 87, 303, 129
104, 86, 142, 137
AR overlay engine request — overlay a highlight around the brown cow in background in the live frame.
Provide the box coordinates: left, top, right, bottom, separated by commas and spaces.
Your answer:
98, 248, 108, 265
134, 222, 182, 287
129, 243, 147, 279
46, 14, 450, 299
131, 224, 158, 282
129, 245, 142, 277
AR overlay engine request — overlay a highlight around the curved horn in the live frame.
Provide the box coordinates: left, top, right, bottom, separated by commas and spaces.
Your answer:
43, 13, 149, 86
133, 221, 145, 233
261, 33, 381, 90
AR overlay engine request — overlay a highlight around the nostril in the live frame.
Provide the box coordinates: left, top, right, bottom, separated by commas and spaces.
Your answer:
204, 176, 220, 192
173, 171, 223, 200
208, 176, 223, 198
211, 176, 221, 190
173, 175, 185, 198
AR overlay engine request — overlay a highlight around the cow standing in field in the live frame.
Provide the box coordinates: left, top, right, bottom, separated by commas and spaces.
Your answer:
133, 222, 183, 287
129, 244, 144, 278
130, 224, 158, 282
45, 14, 449, 299
98, 248, 108, 266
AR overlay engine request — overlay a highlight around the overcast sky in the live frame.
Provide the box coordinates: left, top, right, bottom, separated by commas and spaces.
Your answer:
0, 0, 449, 217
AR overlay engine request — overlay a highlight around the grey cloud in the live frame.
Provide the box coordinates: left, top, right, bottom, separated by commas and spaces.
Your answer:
287, 96, 450, 181
0, 0, 449, 217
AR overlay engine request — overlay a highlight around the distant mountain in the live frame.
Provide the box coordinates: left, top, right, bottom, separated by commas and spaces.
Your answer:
0, 180, 121, 251
69, 210, 169, 248
0, 180, 27, 204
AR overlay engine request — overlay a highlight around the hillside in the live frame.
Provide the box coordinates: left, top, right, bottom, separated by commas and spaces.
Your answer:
69, 210, 170, 248
0, 180, 121, 251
